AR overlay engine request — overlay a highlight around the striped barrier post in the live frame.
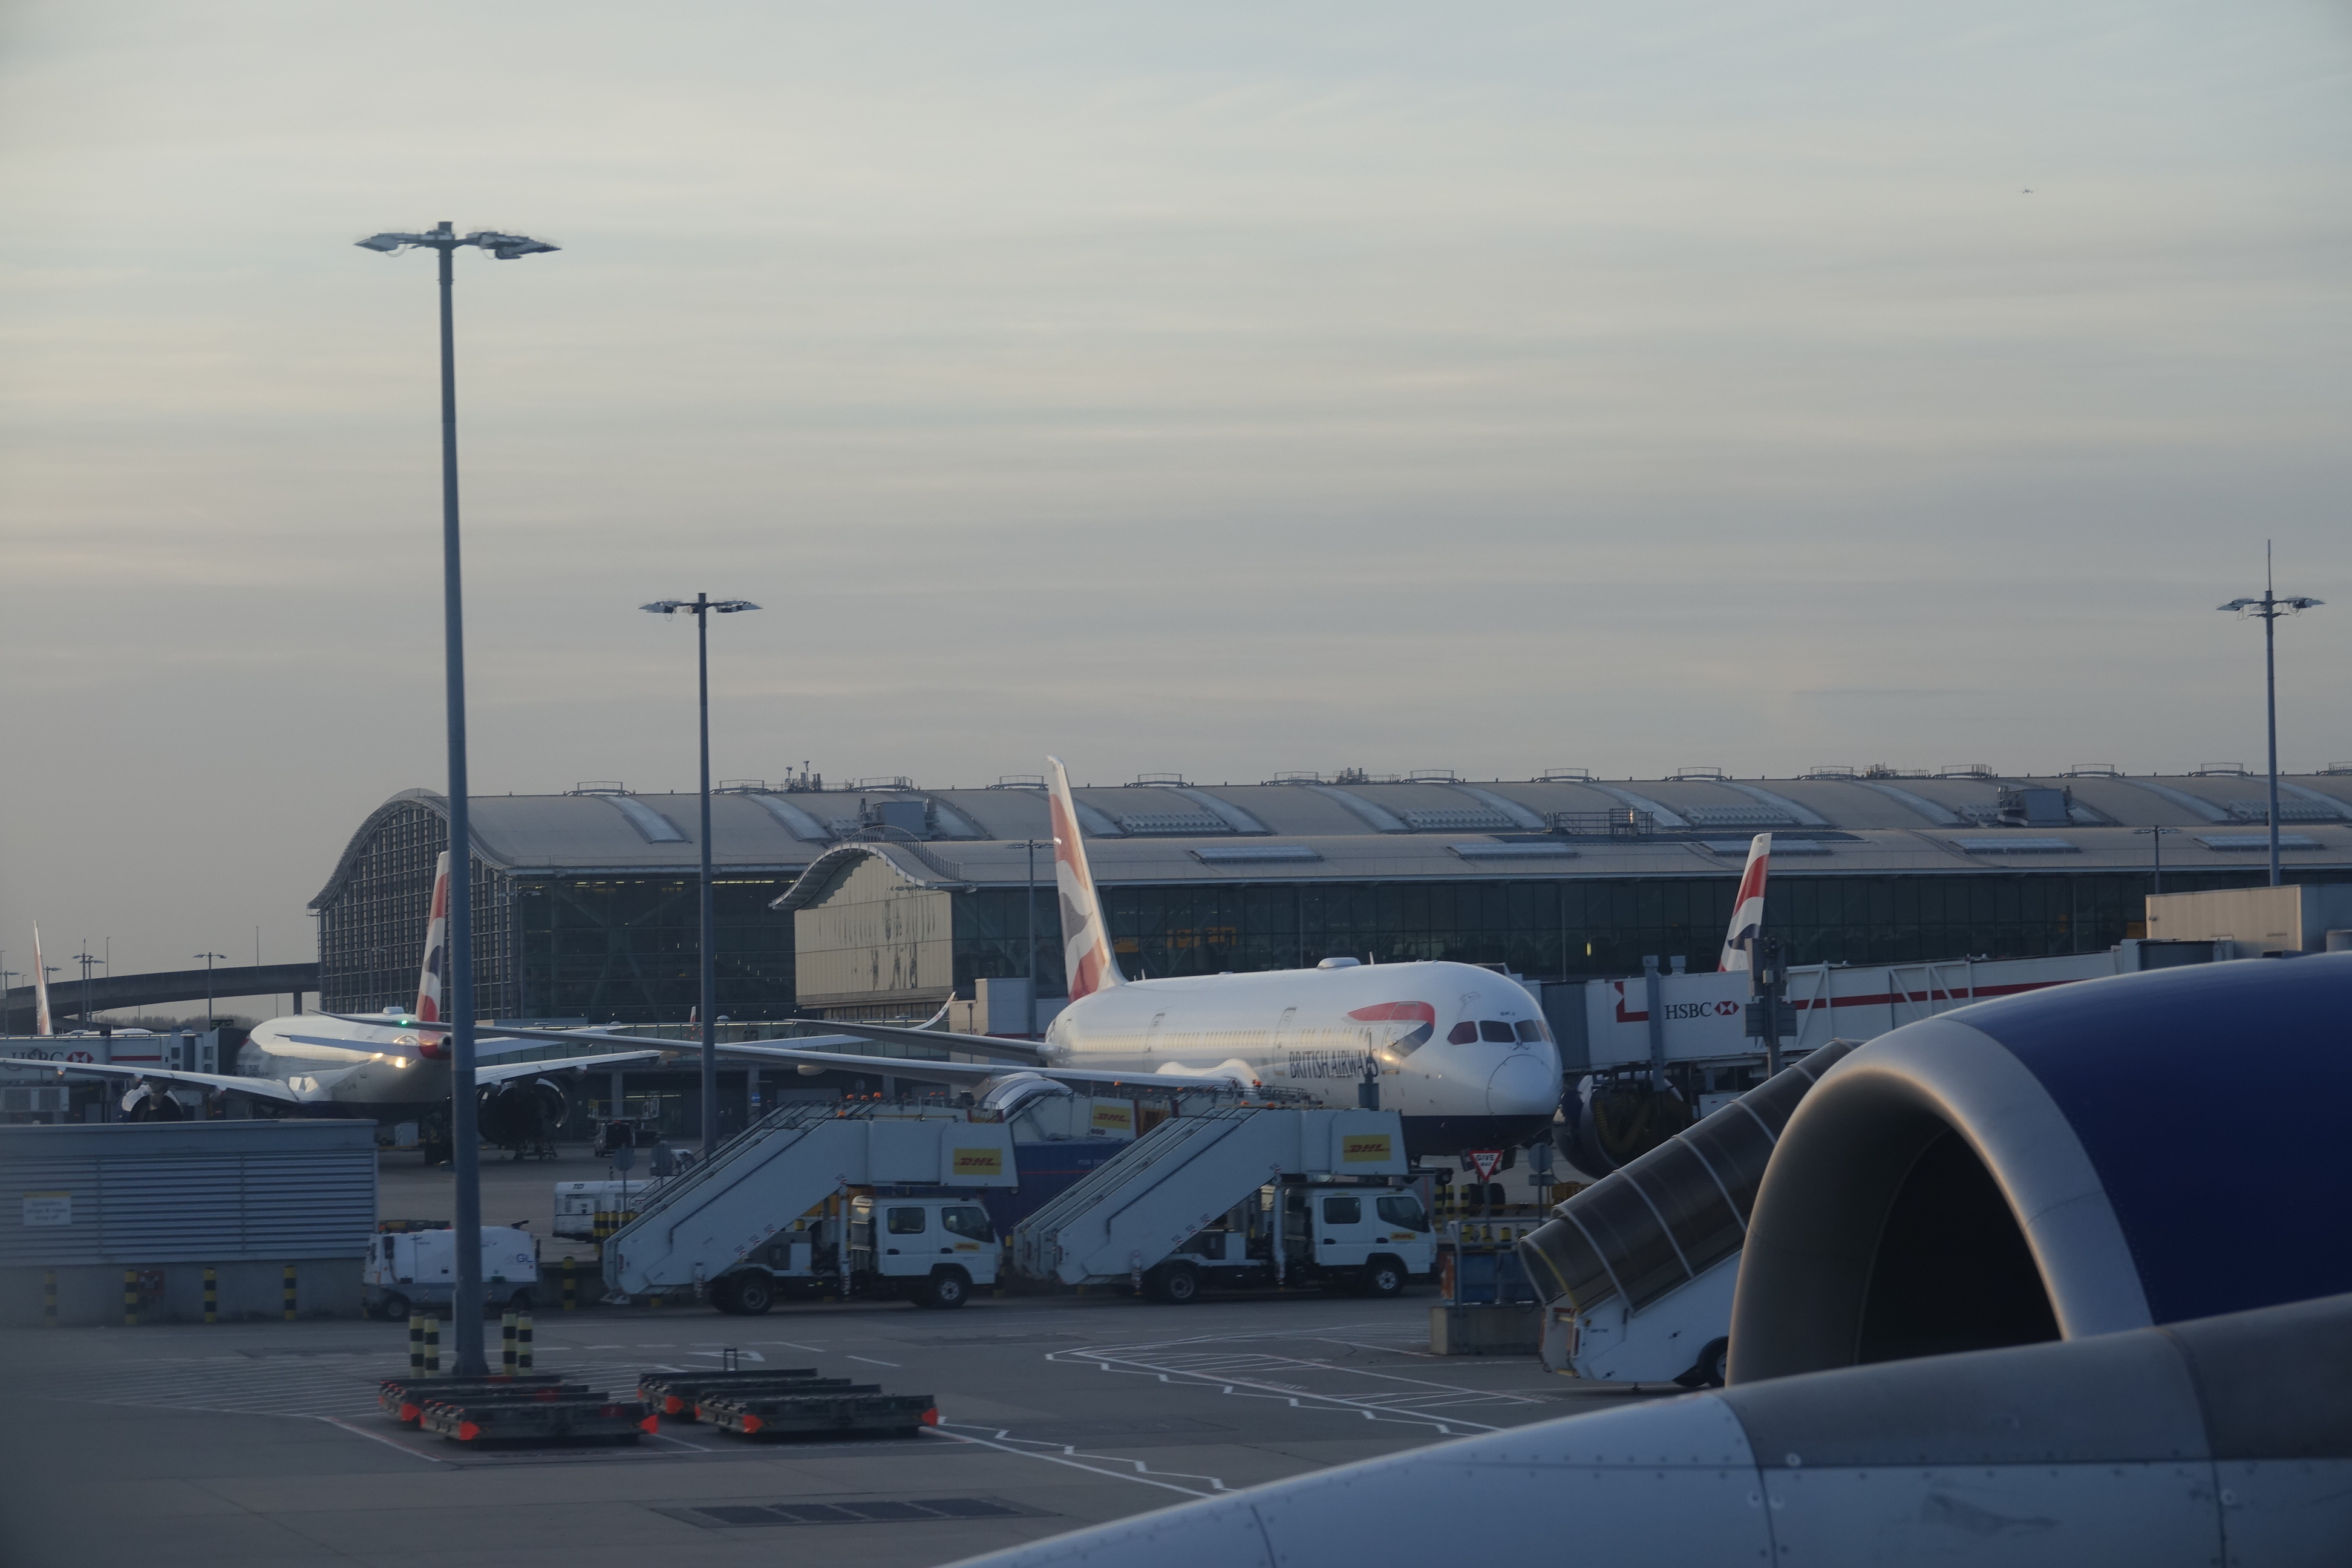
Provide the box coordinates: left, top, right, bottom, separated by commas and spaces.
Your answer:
123, 1269, 139, 1327
518, 1314, 533, 1371
563, 1256, 576, 1312
408, 1314, 425, 1374
44, 1271, 57, 1329
203, 1266, 218, 1325
282, 1264, 297, 1322
500, 1311, 517, 1374
425, 1316, 440, 1374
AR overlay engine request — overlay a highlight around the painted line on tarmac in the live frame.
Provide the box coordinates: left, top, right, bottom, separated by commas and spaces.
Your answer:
315, 1415, 454, 1466
847, 1354, 900, 1367
925, 1425, 1225, 1498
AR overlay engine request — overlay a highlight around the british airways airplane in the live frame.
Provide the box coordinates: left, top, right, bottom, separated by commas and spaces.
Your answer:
693, 758, 1569, 1158
24, 855, 665, 1145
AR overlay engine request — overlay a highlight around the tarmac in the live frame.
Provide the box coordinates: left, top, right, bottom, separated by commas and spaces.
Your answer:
0, 1286, 1646, 1567
0, 1143, 1638, 1564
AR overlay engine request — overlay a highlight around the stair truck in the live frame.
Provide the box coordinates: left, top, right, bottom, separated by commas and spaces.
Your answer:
1012, 1107, 1436, 1302
601, 1104, 1019, 1313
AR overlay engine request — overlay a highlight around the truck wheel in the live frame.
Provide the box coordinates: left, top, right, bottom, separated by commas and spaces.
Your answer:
1362, 1258, 1405, 1298
1152, 1263, 1202, 1304
731, 1274, 776, 1316
923, 1269, 970, 1310
377, 1292, 411, 1322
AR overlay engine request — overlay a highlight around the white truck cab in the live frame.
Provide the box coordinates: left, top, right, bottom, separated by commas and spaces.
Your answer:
364, 1226, 538, 1319
709, 1194, 998, 1315
1151, 1180, 1436, 1302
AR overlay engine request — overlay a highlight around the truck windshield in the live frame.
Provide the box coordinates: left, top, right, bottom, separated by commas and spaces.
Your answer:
1376, 1194, 1430, 1232
886, 1207, 928, 1235
941, 1206, 994, 1241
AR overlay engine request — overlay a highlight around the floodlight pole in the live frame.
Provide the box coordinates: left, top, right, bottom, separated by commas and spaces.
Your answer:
641, 592, 760, 1154
2132, 828, 2178, 897
194, 953, 226, 1025
2218, 545, 2324, 889
359, 218, 557, 1376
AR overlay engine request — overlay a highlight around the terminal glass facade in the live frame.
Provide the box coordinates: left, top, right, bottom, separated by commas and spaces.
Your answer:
942, 869, 2331, 995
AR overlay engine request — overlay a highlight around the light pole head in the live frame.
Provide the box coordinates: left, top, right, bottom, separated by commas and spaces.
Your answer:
356, 227, 558, 260
641, 600, 689, 615
356, 231, 433, 254
712, 601, 760, 614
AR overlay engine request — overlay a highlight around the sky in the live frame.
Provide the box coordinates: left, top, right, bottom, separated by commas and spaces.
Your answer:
3, 1, 2349, 999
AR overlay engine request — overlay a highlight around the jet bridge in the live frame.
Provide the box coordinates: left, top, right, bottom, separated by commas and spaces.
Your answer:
603, 1103, 1016, 1299
1012, 1106, 1409, 1287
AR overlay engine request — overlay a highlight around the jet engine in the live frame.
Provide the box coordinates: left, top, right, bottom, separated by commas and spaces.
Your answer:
477, 1074, 569, 1152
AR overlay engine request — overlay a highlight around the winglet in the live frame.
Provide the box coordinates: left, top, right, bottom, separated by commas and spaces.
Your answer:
1718, 834, 1771, 972
1047, 757, 1123, 999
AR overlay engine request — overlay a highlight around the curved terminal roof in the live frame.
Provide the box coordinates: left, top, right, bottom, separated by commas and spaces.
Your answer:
313, 774, 2352, 910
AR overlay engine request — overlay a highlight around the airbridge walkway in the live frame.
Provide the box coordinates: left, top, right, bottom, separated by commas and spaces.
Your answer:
2, 962, 317, 1026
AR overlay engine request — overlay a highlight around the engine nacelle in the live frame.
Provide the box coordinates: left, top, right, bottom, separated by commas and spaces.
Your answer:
477, 1076, 568, 1151
1732, 953, 2352, 1382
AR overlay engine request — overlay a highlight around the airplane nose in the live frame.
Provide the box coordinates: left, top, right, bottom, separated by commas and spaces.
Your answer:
1486, 1051, 1558, 1116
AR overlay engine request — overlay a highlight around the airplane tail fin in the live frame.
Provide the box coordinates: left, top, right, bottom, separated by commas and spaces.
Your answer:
31, 924, 51, 1036
1718, 834, 1771, 972
415, 852, 451, 1022
1046, 756, 1123, 1000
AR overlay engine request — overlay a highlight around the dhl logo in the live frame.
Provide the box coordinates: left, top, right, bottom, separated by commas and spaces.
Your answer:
951, 1147, 1004, 1177
1341, 1134, 1393, 1163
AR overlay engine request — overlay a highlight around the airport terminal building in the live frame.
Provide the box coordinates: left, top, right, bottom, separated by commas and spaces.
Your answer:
313, 768, 2352, 1025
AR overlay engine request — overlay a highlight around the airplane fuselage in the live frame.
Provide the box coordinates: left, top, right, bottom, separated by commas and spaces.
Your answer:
1039, 960, 1561, 1156
233, 1014, 447, 1111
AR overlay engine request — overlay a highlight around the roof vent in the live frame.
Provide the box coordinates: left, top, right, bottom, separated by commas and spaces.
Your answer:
991, 775, 1047, 789
715, 779, 767, 792
1132, 773, 1189, 787
2062, 764, 2118, 777
1541, 768, 1592, 782
1547, 809, 1656, 840
1805, 765, 1858, 779
2325, 762, 2352, 776
1316, 956, 1362, 969
1403, 769, 1459, 784
854, 776, 915, 790
1939, 763, 1993, 779
1673, 766, 1727, 781
568, 780, 626, 795
1863, 764, 1932, 779
1264, 771, 1322, 784
2191, 763, 2247, 777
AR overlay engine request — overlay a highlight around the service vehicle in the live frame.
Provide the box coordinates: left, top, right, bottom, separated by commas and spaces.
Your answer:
1143, 1179, 1435, 1301
364, 1224, 538, 1319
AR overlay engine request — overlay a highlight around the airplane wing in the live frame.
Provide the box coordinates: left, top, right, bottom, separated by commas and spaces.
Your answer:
334, 1015, 1051, 1068
801, 1018, 1049, 1065
477, 1049, 671, 1083
716, 1042, 1253, 1093
5, 1057, 304, 1104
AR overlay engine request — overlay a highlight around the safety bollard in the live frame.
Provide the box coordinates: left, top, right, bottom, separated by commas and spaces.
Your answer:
408, 1314, 425, 1374
425, 1316, 441, 1374
203, 1266, 218, 1325
501, 1311, 517, 1374
123, 1269, 139, 1327
282, 1263, 298, 1322
592, 1209, 606, 1243
563, 1256, 576, 1312
518, 1313, 534, 1371
44, 1270, 57, 1329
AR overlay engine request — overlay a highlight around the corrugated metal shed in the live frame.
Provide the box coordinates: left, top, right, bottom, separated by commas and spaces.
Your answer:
0, 1122, 376, 1266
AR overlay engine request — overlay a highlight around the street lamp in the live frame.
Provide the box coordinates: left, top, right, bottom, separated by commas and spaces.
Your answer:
641, 593, 760, 1153
2131, 828, 2180, 897
194, 953, 226, 1027
2218, 544, 2323, 887
72, 947, 103, 1028
359, 219, 558, 1377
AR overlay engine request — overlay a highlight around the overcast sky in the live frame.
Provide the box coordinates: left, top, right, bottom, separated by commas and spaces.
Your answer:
3, 1, 2348, 996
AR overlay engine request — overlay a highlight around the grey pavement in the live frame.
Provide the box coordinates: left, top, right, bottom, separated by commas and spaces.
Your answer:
0, 1289, 1651, 1567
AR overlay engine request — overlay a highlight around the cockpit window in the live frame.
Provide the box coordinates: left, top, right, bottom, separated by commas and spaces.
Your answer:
1515, 1019, 1552, 1043
1478, 1020, 1516, 1043
1448, 1022, 1478, 1045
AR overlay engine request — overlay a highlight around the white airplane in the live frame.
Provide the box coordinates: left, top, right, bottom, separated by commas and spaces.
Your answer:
477, 757, 1569, 1159
18, 854, 668, 1142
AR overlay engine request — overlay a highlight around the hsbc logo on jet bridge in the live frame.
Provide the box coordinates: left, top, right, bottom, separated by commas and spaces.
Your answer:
1664, 1001, 1742, 1021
